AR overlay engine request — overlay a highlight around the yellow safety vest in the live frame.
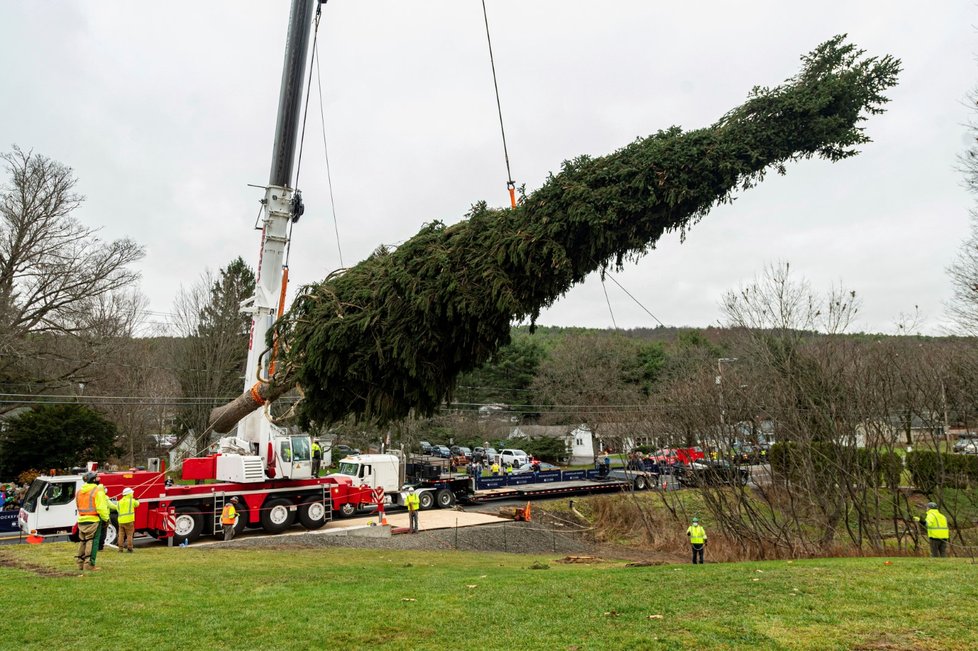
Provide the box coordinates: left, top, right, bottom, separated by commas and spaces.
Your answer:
925, 509, 949, 540
221, 504, 237, 526
687, 525, 707, 544
76, 483, 110, 523
117, 495, 139, 524
405, 493, 420, 511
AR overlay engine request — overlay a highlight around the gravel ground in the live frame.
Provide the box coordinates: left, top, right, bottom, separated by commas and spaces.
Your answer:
223, 517, 595, 555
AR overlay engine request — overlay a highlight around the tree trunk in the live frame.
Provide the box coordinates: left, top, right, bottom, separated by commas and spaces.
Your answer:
208, 380, 294, 434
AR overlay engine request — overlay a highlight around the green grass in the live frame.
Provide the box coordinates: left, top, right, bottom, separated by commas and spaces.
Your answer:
2, 543, 977, 650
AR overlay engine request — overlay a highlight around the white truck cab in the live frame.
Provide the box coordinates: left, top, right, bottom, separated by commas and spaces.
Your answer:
330, 453, 440, 510
18, 475, 119, 545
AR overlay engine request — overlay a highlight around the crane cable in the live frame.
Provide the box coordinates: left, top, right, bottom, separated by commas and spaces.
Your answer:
481, 0, 517, 209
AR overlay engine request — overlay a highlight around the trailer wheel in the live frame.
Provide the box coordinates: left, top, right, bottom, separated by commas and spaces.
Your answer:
418, 491, 435, 510
298, 499, 327, 530
337, 502, 357, 518
173, 508, 204, 543
260, 498, 296, 534
435, 488, 455, 508
634, 475, 648, 491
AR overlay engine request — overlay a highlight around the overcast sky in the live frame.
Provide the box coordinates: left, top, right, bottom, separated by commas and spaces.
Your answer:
1, 1, 974, 336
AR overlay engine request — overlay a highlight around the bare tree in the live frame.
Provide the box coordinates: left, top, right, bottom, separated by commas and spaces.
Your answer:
947, 90, 978, 336
0, 146, 144, 409
531, 332, 650, 453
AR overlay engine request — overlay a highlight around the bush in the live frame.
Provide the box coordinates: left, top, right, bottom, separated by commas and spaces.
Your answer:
769, 442, 902, 488
907, 450, 978, 492
15, 469, 40, 486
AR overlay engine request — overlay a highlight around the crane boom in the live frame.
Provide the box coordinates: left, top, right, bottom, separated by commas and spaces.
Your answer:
222, 0, 319, 482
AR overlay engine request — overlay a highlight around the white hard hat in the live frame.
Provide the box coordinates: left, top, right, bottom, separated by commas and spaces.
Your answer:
122, 487, 134, 495
406, 486, 415, 492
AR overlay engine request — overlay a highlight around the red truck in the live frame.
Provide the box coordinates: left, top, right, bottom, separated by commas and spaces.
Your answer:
19, 460, 374, 545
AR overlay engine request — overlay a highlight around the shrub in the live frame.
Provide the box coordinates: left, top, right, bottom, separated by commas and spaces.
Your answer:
769, 442, 902, 488
907, 450, 978, 492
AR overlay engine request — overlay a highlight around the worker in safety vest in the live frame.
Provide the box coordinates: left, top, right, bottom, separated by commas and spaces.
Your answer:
311, 440, 323, 477
491, 462, 500, 476
75, 471, 110, 572
116, 487, 139, 553
686, 517, 708, 564
404, 487, 420, 533
918, 502, 950, 558
221, 497, 240, 542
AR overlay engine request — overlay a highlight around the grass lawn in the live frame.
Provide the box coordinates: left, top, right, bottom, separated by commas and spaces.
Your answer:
2, 542, 977, 650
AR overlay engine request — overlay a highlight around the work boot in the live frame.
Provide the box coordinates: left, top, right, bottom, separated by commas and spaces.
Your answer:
127, 549, 133, 553
84, 562, 101, 572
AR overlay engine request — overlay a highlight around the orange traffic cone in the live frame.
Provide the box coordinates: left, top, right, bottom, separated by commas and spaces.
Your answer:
26, 534, 44, 544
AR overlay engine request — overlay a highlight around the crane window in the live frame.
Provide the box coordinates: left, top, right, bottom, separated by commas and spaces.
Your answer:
279, 440, 292, 462
291, 437, 311, 462
43, 482, 76, 506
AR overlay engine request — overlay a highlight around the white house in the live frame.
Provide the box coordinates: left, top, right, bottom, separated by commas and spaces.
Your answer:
508, 424, 596, 464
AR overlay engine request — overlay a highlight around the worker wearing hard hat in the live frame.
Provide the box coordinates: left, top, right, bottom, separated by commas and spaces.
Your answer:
221, 497, 240, 541
75, 471, 110, 572
404, 487, 420, 533
117, 487, 139, 553
686, 517, 708, 564
918, 502, 950, 558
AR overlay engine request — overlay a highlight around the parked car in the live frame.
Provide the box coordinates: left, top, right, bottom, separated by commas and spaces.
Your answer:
954, 435, 978, 453
450, 446, 472, 460
420, 440, 432, 455
682, 460, 750, 486
432, 445, 452, 458
484, 448, 499, 463
959, 441, 978, 455
499, 449, 529, 467
334, 444, 360, 458
512, 461, 560, 474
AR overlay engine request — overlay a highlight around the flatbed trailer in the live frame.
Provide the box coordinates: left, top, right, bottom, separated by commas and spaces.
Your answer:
470, 468, 649, 502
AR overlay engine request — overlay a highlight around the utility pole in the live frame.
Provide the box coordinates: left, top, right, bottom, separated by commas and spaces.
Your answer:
716, 358, 738, 440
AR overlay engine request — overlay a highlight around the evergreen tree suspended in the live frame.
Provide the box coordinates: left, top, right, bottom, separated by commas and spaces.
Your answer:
210, 36, 900, 432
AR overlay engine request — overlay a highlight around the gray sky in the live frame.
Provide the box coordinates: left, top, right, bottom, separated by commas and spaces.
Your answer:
1, 1, 974, 336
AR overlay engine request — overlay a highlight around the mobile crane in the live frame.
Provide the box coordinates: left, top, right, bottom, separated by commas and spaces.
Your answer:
19, 0, 378, 545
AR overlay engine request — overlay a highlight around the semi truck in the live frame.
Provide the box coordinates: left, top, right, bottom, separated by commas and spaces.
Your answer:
330, 453, 647, 511
18, 461, 375, 545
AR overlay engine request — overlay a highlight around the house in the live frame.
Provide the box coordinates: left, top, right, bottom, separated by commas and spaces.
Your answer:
507, 424, 595, 464
857, 413, 945, 448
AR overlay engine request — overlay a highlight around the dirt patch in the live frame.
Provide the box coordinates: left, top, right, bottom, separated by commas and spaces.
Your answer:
0, 551, 76, 578
555, 555, 605, 564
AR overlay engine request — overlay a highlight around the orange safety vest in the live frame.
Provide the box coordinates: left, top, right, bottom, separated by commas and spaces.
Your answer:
221, 503, 237, 526
76, 485, 99, 519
